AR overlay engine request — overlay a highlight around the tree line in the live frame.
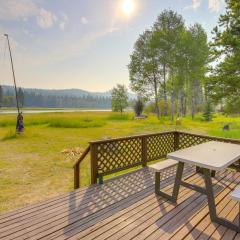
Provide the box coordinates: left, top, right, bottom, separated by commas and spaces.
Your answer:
111, 0, 240, 119
0, 86, 111, 109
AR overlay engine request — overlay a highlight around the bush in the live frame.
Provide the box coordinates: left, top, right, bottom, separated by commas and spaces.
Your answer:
134, 99, 144, 116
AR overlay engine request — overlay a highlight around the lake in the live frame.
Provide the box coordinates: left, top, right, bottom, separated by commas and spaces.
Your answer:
0, 109, 111, 114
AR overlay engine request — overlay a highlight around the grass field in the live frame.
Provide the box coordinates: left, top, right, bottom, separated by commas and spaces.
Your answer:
0, 111, 240, 213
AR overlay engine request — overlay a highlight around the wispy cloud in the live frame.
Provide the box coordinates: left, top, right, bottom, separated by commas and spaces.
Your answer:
208, 0, 223, 13
0, 0, 38, 20
59, 12, 69, 30
80, 16, 88, 25
37, 8, 57, 29
0, 0, 64, 30
185, 0, 202, 11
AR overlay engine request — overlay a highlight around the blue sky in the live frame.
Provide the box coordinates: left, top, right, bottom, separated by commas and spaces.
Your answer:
0, 0, 225, 92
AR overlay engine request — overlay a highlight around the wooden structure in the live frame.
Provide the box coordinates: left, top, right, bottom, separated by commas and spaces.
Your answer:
74, 131, 240, 188
1, 167, 240, 239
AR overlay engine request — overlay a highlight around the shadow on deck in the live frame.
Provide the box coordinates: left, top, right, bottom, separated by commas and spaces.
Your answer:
0, 165, 240, 240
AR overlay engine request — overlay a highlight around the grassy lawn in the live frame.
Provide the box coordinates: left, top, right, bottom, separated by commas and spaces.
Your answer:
0, 111, 240, 213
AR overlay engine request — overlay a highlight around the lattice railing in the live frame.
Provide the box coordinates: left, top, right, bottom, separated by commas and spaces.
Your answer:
89, 131, 177, 184
178, 132, 240, 150
73, 131, 240, 188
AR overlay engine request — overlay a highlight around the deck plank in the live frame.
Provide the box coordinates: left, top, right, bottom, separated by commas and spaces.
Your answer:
0, 167, 239, 240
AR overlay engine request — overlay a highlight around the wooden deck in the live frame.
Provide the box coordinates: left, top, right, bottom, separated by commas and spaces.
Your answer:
1, 165, 240, 240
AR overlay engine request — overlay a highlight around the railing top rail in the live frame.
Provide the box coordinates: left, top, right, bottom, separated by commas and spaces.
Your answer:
89, 130, 240, 145
177, 131, 240, 144
89, 131, 176, 145
73, 145, 90, 168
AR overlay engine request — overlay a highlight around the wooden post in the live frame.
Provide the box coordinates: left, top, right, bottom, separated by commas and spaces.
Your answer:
174, 131, 180, 151
90, 143, 98, 184
74, 164, 80, 189
142, 136, 147, 167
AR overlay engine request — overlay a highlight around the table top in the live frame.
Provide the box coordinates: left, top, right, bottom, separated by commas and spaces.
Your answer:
167, 141, 240, 171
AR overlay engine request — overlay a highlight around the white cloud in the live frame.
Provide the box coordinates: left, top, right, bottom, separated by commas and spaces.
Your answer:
0, 0, 38, 20
37, 8, 57, 29
80, 16, 88, 25
185, 0, 201, 10
208, 0, 223, 12
0, 0, 60, 30
59, 22, 66, 30
59, 12, 69, 30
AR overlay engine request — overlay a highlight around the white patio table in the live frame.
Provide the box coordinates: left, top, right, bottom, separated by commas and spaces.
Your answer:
158, 141, 240, 232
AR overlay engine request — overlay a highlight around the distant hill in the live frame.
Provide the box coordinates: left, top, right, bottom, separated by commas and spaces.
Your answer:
1, 85, 136, 99
1, 85, 136, 109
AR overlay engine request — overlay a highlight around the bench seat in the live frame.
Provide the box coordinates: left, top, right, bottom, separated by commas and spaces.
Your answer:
230, 187, 240, 202
149, 159, 178, 200
149, 159, 178, 172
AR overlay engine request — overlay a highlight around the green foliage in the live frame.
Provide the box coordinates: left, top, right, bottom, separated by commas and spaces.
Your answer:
202, 101, 213, 121
111, 84, 128, 113
208, 0, 240, 113
129, 10, 209, 119
134, 99, 144, 116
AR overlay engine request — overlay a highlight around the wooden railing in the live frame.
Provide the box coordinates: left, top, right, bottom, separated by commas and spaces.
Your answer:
73, 131, 240, 189
73, 145, 90, 189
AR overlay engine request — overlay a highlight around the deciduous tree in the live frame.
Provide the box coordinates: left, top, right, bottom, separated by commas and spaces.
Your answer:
111, 84, 128, 114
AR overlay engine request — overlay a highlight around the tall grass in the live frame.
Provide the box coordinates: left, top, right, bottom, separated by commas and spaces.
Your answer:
48, 118, 106, 128
1, 129, 17, 141
107, 113, 133, 121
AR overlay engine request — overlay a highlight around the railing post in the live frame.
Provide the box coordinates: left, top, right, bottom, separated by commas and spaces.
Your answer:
74, 163, 80, 189
142, 136, 147, 167
174, 131, 180, 151
90, 143, 98, 184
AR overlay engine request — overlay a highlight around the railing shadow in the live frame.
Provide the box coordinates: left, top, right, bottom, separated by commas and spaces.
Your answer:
62, 165, 195, 238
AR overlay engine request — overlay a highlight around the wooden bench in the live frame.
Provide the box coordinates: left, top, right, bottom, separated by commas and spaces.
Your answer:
149, 159, 178, 200
230, 187, 240, 230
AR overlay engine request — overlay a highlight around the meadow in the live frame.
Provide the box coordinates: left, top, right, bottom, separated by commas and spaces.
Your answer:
0, 111, 240, 213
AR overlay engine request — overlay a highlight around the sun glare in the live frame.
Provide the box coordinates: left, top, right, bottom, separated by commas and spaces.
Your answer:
121, 0, 135, 16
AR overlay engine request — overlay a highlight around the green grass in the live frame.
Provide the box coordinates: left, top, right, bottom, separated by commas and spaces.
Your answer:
1, 129, 18, 141
48, 118, 106, 128
0, 111, 239, 213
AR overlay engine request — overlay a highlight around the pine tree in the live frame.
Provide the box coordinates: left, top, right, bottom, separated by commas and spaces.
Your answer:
202, 101, 213, 121
134, 98, 144, 117
209, 0, 240, 112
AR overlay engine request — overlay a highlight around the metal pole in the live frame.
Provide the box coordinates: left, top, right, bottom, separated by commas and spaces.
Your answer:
4, 34, 20, 114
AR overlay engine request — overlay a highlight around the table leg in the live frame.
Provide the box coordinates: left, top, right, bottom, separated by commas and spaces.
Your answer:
172, 162, 184, 202
203, 168, 240, 232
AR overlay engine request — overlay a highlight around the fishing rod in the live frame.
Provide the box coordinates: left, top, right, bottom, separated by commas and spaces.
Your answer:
4, 33, 20, 114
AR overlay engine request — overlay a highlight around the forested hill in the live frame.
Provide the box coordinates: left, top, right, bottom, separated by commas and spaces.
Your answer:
0, 85, 135, 109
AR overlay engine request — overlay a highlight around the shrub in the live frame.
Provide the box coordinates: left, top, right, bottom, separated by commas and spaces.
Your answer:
134, 99, 144, 116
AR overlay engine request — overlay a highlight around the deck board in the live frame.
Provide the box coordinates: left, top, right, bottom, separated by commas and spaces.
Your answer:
0, 166, 240, 240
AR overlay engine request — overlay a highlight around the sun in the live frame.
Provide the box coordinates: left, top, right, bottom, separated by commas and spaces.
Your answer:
121, 0, 135, 16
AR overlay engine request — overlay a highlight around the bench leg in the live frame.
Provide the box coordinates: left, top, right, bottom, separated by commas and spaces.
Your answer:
155, 162, 184, 203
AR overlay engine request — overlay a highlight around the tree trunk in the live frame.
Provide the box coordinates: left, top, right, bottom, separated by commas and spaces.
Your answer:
153, 78, 160, 119
191, 95, 195, 119
170, 75, 174, 122
163, 63, 168, 116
